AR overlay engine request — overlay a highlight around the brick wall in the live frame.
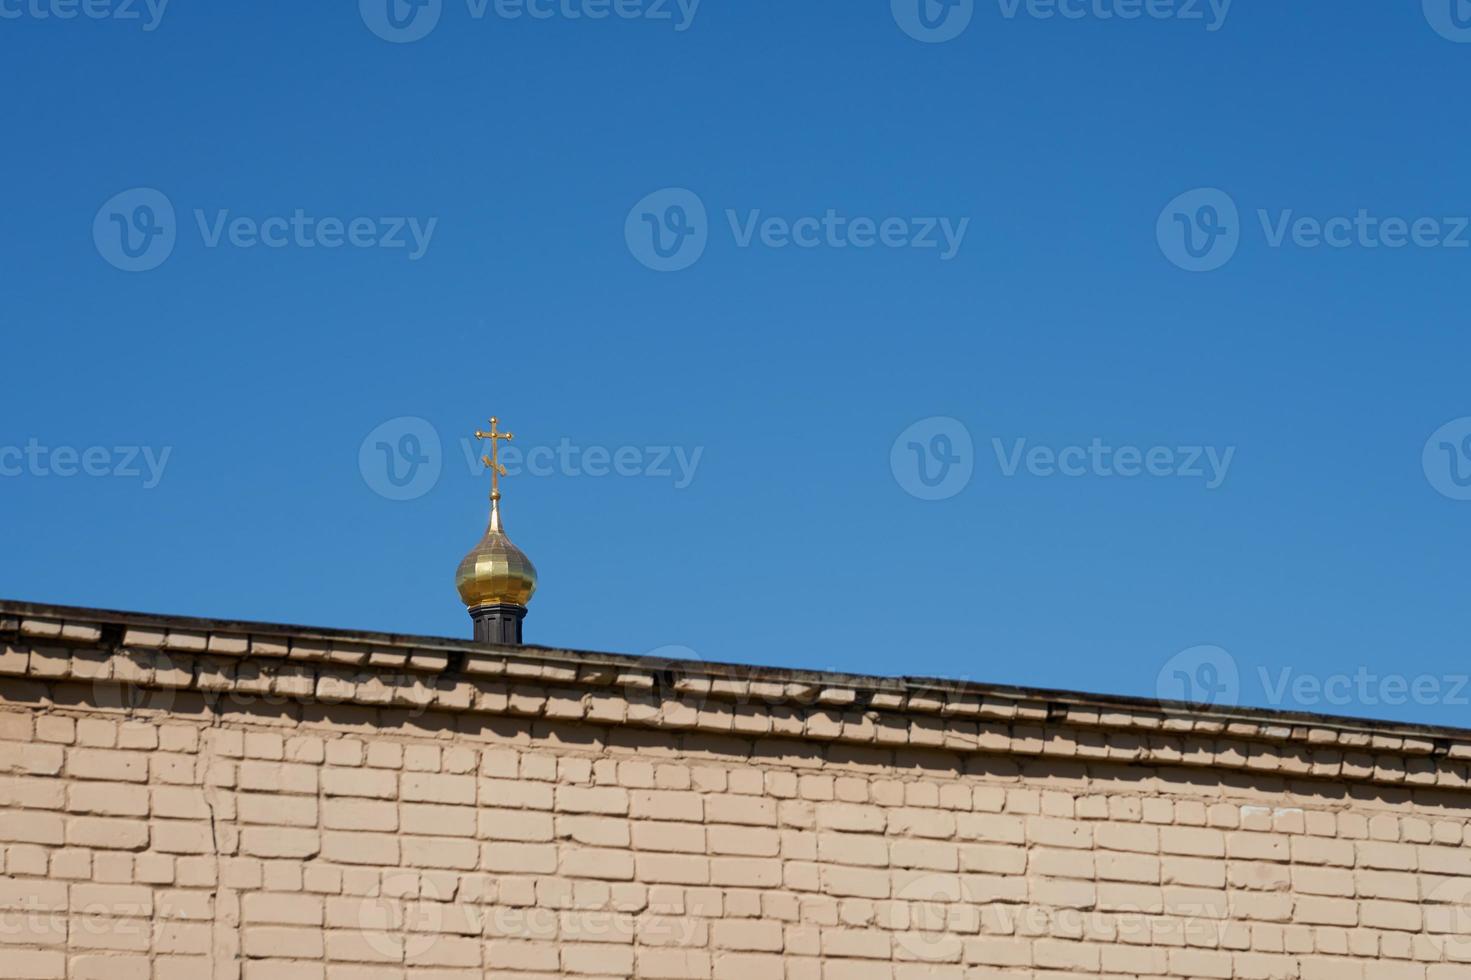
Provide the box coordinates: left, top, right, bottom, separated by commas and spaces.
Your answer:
3, 608, 1471, 978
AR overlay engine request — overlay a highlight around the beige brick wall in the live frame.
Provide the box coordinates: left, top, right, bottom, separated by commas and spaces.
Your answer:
5, 688, 1471, 979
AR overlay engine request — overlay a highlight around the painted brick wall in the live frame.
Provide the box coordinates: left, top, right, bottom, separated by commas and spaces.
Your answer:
5, 693, 1471, 979
4, 605, 1471, 979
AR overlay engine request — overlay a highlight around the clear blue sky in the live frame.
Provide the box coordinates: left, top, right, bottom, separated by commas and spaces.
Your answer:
5, 1, 1471, 727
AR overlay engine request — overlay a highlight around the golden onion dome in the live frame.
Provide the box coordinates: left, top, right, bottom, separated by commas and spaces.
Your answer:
456, 497, 538, 609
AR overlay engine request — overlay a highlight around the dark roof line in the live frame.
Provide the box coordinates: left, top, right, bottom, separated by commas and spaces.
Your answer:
3, 596, 1467, 743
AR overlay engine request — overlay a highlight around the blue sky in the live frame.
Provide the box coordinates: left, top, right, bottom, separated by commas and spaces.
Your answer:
4, 1, 1471, 727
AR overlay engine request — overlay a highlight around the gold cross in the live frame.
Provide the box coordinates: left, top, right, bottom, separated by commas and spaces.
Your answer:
473, 417, 515, 499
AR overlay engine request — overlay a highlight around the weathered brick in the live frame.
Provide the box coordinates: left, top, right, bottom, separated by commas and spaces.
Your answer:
4, 616, 1471, 980
556, 785, 630, 815
240, 827, 319, 859
67, 749, 148, 783
66, 817, 148, 850
320, 767, 396, 799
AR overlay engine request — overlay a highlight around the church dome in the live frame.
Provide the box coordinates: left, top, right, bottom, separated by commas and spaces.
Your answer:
455, 502, 538, 609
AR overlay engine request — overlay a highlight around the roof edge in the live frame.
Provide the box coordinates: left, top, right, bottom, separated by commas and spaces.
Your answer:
2, 596, 1467, 745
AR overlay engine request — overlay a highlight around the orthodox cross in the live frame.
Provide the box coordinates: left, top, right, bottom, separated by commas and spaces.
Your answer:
474, 417, 514, 500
